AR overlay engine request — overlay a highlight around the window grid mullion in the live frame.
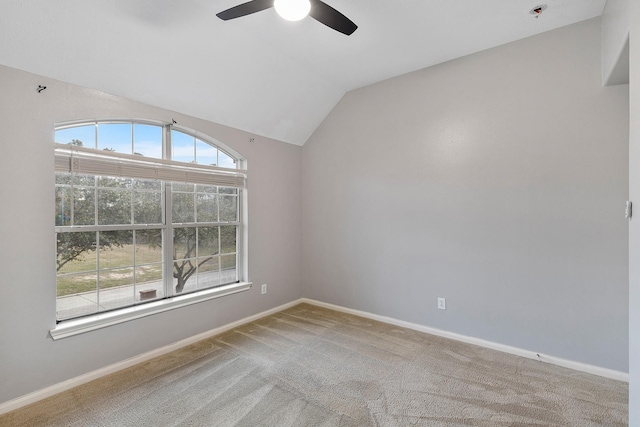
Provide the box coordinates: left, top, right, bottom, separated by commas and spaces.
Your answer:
96, 230, 101, 313
94, 122, 98, 150
70, 181, 75, 226
55, 223, 163, 233
216, 191, 220, 224
133, 230, 137, 303
94, 123, 101, 313
163, 127, 174, 299
93, 176, 98, 228
194, 188, 198, 223
237, 188, 243, 283
195, 227, 200, 290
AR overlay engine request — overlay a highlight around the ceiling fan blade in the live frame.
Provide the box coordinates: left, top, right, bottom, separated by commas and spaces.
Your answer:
309, 0, 357, 35
216, 0, 273, 20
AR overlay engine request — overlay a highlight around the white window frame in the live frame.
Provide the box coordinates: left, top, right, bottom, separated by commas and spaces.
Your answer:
50, 120, 250, 340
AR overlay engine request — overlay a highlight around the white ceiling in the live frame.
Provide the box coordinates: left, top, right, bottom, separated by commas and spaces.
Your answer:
0, 0, 606, 145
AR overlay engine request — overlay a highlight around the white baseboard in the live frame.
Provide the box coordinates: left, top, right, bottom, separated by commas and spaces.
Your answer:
0, 297, 628, 416
0, 300, 301, 416
299, 298, 629, 383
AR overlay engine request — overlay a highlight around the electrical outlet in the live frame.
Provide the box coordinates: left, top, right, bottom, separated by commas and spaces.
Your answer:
437, 297, 446, 310
261, 284, 267, 294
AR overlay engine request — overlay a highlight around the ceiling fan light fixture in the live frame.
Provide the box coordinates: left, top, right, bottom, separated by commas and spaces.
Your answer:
274, 0, 311, 21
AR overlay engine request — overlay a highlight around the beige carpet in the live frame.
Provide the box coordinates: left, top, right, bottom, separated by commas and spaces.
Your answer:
0, 303, 628, 426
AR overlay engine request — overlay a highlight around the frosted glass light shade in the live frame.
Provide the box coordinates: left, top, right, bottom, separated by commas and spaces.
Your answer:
274, 0, 311, 21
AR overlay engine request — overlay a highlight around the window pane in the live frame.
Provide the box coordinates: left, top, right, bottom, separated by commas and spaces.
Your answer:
219, 187, 237, 195
55, 172, 72, 185
173, 227, 197, 294
55, 125, 96, 148
98, 267, 135, 292
99, 231, 134, 269
56, 232, 97, 274
172, 191, 195, 223
134, 191, 162, 224
196, 184, 217, 194
133, 179, 161, 191
218, 150, 236, 169
98, 189, 132, 225
98, 267, 134, 311
197, 256, 220, 289
196, 193, 217, 223
220, 254, 237, 284
220, 225, 237, 254
73, 174, 96, 187
98, 176, 132, 189
198, 227, 219, 257
98, 123, 132, 154
196, 139, 217, 166
135, 265, 163, 301
172, 183, 194, 192
173, 259, 196, 294
173, 227, 196, 260
57, 272, 97, 297
135, 229, 163, 264
133, 123, 163, 159
219, 195, 238, 222
56, 273, 98, 320
73, 187, 95, 226
136, 264, 163, 287
55, 186, 71, 226
171, 130, 194, 163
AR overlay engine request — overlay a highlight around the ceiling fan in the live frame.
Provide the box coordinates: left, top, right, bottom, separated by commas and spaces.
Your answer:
216, 0, 357, 35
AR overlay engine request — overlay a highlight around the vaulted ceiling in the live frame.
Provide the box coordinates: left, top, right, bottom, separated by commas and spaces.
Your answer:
0, 0, 606, 145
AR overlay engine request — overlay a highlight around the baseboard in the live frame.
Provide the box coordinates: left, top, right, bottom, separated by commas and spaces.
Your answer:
1, 297, 628, 415
0, 299, 302, 416
299, 298, 629, 383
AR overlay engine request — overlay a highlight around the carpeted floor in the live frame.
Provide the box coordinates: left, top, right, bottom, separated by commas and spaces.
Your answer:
0, 303, 628, 426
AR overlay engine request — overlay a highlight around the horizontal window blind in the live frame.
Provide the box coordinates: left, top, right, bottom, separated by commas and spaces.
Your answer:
55, 143, 246, 188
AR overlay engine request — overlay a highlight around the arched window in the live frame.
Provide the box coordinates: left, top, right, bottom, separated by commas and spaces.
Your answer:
53, 120, 248, 325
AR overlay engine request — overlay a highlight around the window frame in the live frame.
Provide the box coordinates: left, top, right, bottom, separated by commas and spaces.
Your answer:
51, 120, 250, 339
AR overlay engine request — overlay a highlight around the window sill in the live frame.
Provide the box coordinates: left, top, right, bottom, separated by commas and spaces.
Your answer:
50, 282, 252, 340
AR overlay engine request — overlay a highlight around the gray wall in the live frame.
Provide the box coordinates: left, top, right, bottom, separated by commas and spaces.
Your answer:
629, 0, 639, 422
0, 64, 302, 404
301, 18, 630, 372
602, 0, 630, 85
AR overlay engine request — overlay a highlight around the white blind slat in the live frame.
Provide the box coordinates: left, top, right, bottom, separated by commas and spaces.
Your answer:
54, 153, 70, 172
55, 144, 246, 188
120, 163, 160, 180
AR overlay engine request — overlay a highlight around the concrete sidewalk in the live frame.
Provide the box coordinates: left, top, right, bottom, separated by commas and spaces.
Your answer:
56, 269, 236, 320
